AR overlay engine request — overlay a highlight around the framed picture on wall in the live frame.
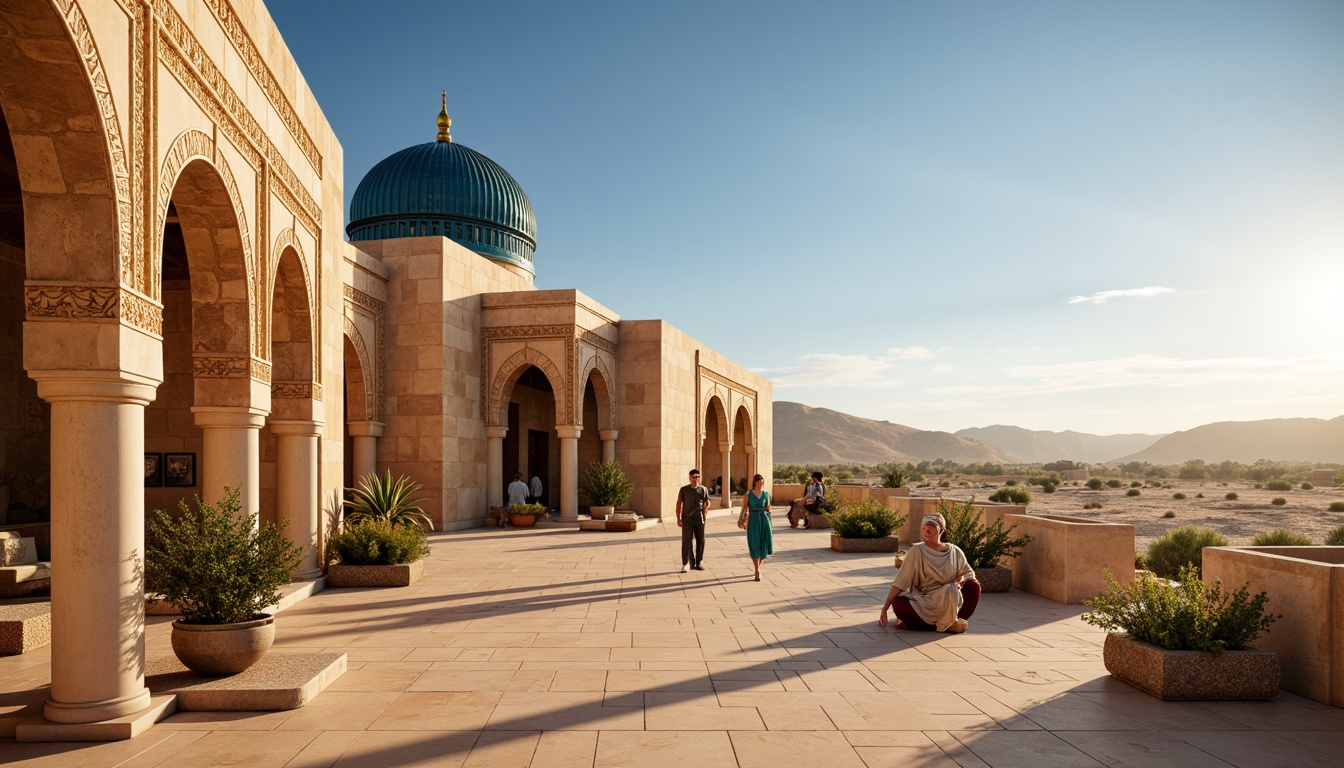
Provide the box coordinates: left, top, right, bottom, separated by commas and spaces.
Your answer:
164, 453, 196, 488
144, 453, 163, 488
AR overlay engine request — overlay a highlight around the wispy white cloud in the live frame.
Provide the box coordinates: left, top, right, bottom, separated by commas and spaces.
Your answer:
930, 364, 956, 374
757, 346, 935, 389
1067, 286, 1175, 305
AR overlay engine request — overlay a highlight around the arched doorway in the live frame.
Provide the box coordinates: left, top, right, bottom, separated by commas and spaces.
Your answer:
501, 365, 558, 510
576, 364, 617, 509
701, 395, 730, 508
731, 405, 753, 495
342, 330, 378, 490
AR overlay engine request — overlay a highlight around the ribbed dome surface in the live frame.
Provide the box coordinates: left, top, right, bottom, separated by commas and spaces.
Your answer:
347, 140, 537, 272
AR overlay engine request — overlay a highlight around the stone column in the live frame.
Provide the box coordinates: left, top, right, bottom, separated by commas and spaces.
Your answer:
719, 441, 733, 508
486, 426, 507, 511
192, 407, 267, 523
271, 419, 323, 579
556, 425, 581, 521
599, 429, 618, 463
35, 372, 157, 724
347, 420, 384, 482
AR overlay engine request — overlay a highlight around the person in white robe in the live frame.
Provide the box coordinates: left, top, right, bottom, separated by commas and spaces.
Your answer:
878, 512, 980, 633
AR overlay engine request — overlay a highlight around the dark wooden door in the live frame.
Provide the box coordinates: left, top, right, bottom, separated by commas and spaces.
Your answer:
528, 429, 549, 507
502, 403, 520, 500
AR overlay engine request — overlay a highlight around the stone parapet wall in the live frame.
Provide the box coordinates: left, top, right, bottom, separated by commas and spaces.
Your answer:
1004, 514, 1134, 604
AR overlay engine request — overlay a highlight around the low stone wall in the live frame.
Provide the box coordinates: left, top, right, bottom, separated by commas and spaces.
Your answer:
887, 497, 1026, 555
831, 535, 901, 553
1004, 514, 1134, 604
1309, 469, 1337, 487
773, 484, 803, 501
1202, 546, 1344, 707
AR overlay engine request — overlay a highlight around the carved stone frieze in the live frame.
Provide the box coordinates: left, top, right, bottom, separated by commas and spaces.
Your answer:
343, 284, 385, 313
24, 284, 118, 320
272, 382, 315, 399
251, 359, 271, 384
485, 346, 569, 427
193, 355, 249, 378
119, 289, 164, 336
579, 329, 617, 355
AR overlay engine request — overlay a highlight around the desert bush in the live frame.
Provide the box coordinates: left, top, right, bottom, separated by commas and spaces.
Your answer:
1330, 502, 1344, 512
579, 460, 635, 507
1130, 481, 1143, 488
1126, 488, 1141, 497
1085, 478, 1104, 491
827, 499, 903, 539
1225, 492, 1239, 501
940, 498, 1031, 568
1106, 479, 1123, 488
1042, 483, 1057, 493
939, 480, 951, 488
1251, 529, 1313, 546
329, 520, 427, 565
989, 487, 1031, 504
1302, 482, 1314, 490
1196, 493, 1204, 498
1134, 553, 1147, 570
1162, 511, 1176, 518
1028, 474, 1061, 488
1325, 526, 1344, 546
1265, 480, 1292, 492
881, 468, 908, 488
1005, 480, 1017, 486
1082, 502, 1103, 510
1271, 497, 1287, 506
1083, 566, 1276, 655
1145, 526, 1229, 579
1173, 492, 1187, 500
1254, 483, 1263, 489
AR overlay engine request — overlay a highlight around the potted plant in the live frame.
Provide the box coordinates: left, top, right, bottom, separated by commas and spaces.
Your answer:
1082, 565, 1280, 700
578, 460, 634, 519
343, 470, 433, 530
827, 499, 906, 553
940, 498, 1031, 592
145, 487, 302, 675
807, 490, 839, 529
508, 502, 545, 527
327, 520, 429, 587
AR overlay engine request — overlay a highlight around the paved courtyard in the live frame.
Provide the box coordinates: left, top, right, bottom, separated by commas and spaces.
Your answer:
3, 511, 1343, 767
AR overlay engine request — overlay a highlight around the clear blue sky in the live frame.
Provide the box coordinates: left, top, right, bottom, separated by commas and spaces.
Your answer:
267, 0, 1344, 436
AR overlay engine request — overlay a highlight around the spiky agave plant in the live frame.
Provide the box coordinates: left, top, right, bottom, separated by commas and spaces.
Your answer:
344, 470, 433, 530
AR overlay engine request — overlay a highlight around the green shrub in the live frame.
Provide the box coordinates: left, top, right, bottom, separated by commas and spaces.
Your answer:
1127, 488, 1141, 497
345, 471, 433, 530
881, 468, 908, 488
1254, 483, 1263, 489
579, 460, 635, 507
1083, 566, 1276, 655
1130, 481, 1143, 488
1082, 502, 1103, 510
1196, 493, 1204, 498
1145, 526, 1229, 579
1265, 480, 1292, 492
1325, 526, 1344, 546
989, 486, 1031, 504
1301, 482, 1314, 490
1162, 511, 1176, 518
1173, 492, 1186, 500
1251, 529, 1313, 546
1134, 553, 1147, 570
329, 520, 427, 565
1106, 479, 1123, 488
827, 499, 903, 539
940, 498, 1031, 568
1005, 480, 1017, 486
146, 487, 303, 625
1225, 492, 1239, 501
1042, 483, 1057, 493
1271, 497, 1287, 506
1028, 475, 1060, 488
1086, 478, 1104, 490
1330, 502, 1344, 512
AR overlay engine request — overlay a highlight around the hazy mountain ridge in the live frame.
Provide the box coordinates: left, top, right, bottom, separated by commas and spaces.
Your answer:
773, 402, 1018, 464
954, 425, 1164, 464
1113, 416, 1344, 464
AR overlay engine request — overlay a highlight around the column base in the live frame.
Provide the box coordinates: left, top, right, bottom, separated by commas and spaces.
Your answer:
20, 695, 176, 741
43, 684, 152, 725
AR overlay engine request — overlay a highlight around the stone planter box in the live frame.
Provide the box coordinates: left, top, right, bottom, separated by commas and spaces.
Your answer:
806, 513, 831, 529
606, 519, 638, 532
830, 534, 900, 553
1003, 514, 1135, 604
1202, 546, 1344, 706
975, 564, 1012, 593
1103, 634, 1279, 701
328, 559, 424, 588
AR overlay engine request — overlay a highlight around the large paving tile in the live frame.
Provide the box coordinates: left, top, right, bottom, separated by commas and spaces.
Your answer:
730, 731, 868, 768
950, 731, 1104, 767
330, 730, 479, 768
1056, 731, 1234, 767
595, 731, 737, 768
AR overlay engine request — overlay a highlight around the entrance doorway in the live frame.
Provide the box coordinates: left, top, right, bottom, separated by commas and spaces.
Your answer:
528, 430, 550, 508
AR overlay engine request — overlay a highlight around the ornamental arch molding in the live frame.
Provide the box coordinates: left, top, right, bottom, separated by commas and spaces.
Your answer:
579, 352, 617, 432
488, 347, 568, 428
342, 317, 377, 423
342, 286, 384, 422
270, 228, 317, 385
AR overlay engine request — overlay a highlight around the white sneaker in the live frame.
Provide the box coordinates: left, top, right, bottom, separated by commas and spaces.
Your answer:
680, 564, 690, 573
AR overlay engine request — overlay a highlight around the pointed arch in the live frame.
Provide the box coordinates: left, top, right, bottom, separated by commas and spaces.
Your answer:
579, 354, 617, 432
488, 347, 566, 427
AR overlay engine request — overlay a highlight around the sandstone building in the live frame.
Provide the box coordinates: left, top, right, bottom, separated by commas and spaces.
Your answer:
0, 0, 769, 733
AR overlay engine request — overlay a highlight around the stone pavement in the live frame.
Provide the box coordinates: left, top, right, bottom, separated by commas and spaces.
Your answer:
2, 512, 1343, 767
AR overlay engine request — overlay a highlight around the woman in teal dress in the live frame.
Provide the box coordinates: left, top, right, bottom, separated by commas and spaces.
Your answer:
738, 473, 774, 581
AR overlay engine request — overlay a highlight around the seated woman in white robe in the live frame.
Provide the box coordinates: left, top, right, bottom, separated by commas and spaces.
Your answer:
878, 513, 981, 633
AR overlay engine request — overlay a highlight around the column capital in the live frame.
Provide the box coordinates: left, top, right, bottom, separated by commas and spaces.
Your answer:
598, 429, 619, 442
192, 406, 267, 429
31, 369, 159, 406
485, 425, 509, 439
718, 441, 733, 451
269, 419, 325, 437
742, 445, 755, 454
555, 425, 582, 440
347, 420, 385, 438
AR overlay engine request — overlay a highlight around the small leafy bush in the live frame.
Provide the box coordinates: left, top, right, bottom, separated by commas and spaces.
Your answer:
1130, 481, 1143, 488
1265, 480, 1292, 492
1126, 488, 1141, 497
940, 498, 1031, 568
329, 520, 427, 565
827, 499, 903, 539
1325, 525, 1344, 546
1082, 502, 1103, 510
1173, 492, 1187, 500
579, 460, 635, 507
989, 487, 1031, 504
1042, 483, 1057, 493
1145, 525, 1229, 579
1271, 497, 1287, 506
1086, 478, 1104, 490
881, 468, 908, 488
1005, 480, 1017, 486
1254, 483, 1263, 489
1162, 511, 1176, 518
1083, 566, 1276, 655
1196, 493, 1204, 498
146, 488, 303, 625
1251, 529, 1313, 546
1330, 502, 1344, 512
1301, 482, 1314, 490
1106, 479, 1123, 488
1225, 492, 1239, 501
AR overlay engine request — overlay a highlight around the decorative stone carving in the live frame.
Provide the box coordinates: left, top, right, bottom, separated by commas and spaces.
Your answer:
119, 289, 163, 336
272, 228, 318, 386
193, 356, 249, 378
272, 382, 315, 399
487, 346, 568, 427
24, 284, 118, 319
251, 359, 272, 384
343, 287, 384, 421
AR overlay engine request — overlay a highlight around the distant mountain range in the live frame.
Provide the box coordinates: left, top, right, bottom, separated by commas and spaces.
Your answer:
773, 401, 1343, 465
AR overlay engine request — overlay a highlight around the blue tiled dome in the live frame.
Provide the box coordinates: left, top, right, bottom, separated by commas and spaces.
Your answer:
346, 107, 537, 273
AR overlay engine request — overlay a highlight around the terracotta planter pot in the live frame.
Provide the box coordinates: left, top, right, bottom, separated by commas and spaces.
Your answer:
589, 506, 615, 520
171, 615, 275, 675
805, 513, 831, 529
975, 565, 1012, 593
509, 513, 537, 527
328, 559, 424, 588
1103, 633, 1279, 701
830, 534, 900, 553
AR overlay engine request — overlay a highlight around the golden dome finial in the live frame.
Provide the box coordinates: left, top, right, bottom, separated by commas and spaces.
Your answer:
436, 91, 452, 143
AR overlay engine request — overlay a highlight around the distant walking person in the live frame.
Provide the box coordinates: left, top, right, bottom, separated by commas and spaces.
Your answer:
676, 468, 710, 573
507, 472, 529, 507
789, 471, 825, 528
738, 474, 773, 581
529, 473, 544, 506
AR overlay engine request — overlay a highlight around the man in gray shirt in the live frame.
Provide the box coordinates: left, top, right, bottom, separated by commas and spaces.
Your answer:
676, 468, 710, 572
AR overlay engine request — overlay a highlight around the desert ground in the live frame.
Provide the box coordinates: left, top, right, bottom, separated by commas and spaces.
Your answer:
911, 481, 1344, 552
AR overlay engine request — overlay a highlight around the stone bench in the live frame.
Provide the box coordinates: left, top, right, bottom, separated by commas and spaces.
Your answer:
0, 602, 52, 655
0, 532, 51, 597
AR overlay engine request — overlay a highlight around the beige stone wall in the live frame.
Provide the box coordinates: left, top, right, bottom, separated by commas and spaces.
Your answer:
0, 240, 47, 515
143, 286, 203, 516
